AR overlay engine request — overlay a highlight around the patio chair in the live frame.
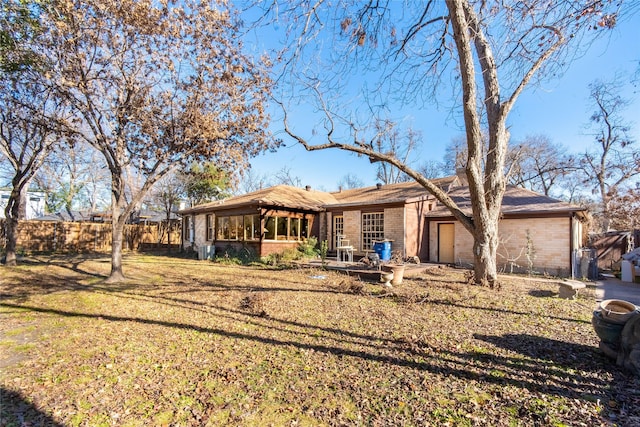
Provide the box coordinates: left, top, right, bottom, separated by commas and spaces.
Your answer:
336, 234, 354, 263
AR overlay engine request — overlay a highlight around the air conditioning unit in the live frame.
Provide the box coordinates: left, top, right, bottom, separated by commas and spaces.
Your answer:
198, 245, 215, 260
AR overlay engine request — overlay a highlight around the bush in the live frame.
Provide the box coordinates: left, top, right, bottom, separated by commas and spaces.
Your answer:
215, 245, 258, 265
298, 237, 319, 258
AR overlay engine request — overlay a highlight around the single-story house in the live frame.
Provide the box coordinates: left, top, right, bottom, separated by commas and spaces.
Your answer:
180, 176, 587, 277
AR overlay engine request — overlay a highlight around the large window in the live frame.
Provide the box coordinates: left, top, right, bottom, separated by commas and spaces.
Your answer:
264, 215, 303, 241
362, 212, 384, 251
244, 215, 260, 241
213, 213, 303, 241
215, 214, 260, 241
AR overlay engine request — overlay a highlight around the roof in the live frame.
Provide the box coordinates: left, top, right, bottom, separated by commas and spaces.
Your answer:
328, 176, 459, 207
34, 210, 94, 222
426, 186, 586, 217
179, 185, 340, 214
180, 177, 585, 218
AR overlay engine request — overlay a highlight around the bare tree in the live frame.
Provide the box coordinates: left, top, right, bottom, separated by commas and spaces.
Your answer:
33, 140, 109, 213
337, 173, 364, 190
267, 0, 628, 286
608, 186, 640, 231
417, 160, 447, 180
442, 135, 470, 176
0, 76, 65, 265
43, 0, 275, 281
580, 78, 640, 232
238, 168, 272, 194
507, 135, 576, 197
372, 119, 417, 184
273, 166, 302, 187
150, 172, 185, 253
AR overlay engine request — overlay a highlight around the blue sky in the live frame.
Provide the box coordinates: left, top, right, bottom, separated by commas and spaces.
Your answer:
247, 10, 640, 192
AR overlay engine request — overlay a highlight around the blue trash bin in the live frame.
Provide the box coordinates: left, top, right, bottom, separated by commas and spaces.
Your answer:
373, 240, 391, 261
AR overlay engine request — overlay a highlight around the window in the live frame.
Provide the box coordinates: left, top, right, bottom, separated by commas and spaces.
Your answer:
362, 212, 384, 251
244, 215, 260, 241
264, 216, 276, 240
216, 216, 229, 240
290, 218, 301, 240
206, 214, 214, 241
263, 215, 303, 241
184, 216, 194, 243
333, 215, 344, 248
276, 217, 289, 240
216, 215, 243, 240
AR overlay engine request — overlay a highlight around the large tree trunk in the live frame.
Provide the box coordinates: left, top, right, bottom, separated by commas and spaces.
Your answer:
3, 186, 24, 267
3, 216, 18, 267
471, 221, 500, 288
107, 216, 127, 282
106, 173, 127, 283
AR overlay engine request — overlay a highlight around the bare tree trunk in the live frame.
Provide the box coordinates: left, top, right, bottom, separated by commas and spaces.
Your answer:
106, 174, 127, 282
3, 215, 18, 267
107, 217, 126, 282
3, 184, 26, 267
472, 222, 500, 288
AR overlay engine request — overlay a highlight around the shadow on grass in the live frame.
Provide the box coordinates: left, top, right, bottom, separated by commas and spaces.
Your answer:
0, 300, 618, 403
0, 387, 64, 427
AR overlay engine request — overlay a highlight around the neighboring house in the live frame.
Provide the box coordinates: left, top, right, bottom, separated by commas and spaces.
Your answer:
35, 209, 94, 222
0, 188, 46, 219
180, 176, 587, 277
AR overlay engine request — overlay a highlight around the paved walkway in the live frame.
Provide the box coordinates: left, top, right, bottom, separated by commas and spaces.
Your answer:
594, 276, 640, 306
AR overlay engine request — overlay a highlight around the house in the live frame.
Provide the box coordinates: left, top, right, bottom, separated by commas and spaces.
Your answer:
180, 177, 587, 277
179, 185, 339, 257
0, 188, 46, 219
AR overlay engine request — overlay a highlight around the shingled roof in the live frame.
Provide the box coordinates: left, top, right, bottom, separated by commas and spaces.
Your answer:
426, 186, 586, 217
328, 176, 459, 207
180, 185, 339, 214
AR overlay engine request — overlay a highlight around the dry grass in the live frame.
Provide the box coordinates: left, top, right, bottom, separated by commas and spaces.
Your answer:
1, 254, 638, 426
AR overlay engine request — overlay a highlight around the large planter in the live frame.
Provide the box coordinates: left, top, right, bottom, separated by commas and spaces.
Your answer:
599, 299, 639, 324
383, 264, 405, 286
592, 310, 625, 345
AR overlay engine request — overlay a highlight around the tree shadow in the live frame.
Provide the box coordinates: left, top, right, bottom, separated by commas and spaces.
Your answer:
0, 301, 621, 401
1, 387, 64, 427
473, 333, 610, 376
528, 289, 556, 298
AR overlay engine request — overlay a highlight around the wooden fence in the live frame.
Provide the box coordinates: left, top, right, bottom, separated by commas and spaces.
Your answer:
0, 219, 182, 254
590, 230, 640, 271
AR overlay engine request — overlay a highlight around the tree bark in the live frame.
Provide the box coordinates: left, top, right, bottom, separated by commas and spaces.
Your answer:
471, 220, 500, 288
3, 215, 18, 267
106, 173, 127, 283
3, 184, 26, 267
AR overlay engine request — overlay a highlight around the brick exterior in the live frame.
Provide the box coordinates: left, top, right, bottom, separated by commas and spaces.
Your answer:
428, 217, 578, 276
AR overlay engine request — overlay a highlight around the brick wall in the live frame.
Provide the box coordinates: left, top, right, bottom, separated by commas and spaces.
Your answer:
384, 206, 405, 256
343, 210, 361, 252
428, 217, 574, 276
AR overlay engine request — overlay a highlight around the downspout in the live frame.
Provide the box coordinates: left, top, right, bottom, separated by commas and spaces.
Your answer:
569, 214, 575, 279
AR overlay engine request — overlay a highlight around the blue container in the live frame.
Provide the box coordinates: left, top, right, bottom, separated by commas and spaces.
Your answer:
373, 241, 391, 261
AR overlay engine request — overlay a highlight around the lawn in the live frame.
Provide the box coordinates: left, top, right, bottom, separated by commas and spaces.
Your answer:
1, 254, 638, 426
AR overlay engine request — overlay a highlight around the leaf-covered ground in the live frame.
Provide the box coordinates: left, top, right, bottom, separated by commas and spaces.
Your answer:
1, 254, 638, 426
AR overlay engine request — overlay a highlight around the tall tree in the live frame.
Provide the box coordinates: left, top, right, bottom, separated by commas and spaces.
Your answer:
44, 0, 275, 281
0, 0, 45, 72
507, 135, 575, 197
0, 76, 65, 265
183, 163, 233, 206
33, 140, 109, 213
372, 119, 417, 184
337, 173, 364, 190
269, 0, 627, 286
580, 78, 639, 232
